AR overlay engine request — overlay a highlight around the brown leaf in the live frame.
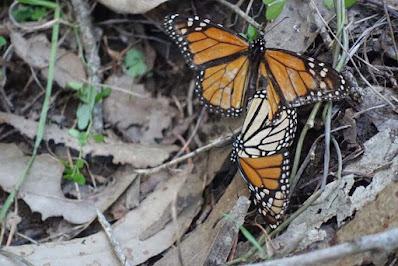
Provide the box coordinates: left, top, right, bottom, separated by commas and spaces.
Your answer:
103, 74, 177, 144
0, 111, 177, 167
0, 144, 96, 224
97, 0, 169, 14
4, 163, 205, 265
154, 175, 249, 266
10, 32, 86, 88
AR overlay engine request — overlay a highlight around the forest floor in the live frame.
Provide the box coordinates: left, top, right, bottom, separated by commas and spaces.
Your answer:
0, 0, 397, 265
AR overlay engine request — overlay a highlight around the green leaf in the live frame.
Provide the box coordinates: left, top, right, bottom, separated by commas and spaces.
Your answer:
75, 158, 85, 169
64, 171, 85, 185
78, 133, 89, 146
76, 103, 91, 130
66, 81, 84, 91
263, 0, 286, 21
12, 4, 48, 22
95, 87, 112, 103
0, 36, 6, 48
344, 0, 357, 8
77, 84, 95, 104
68, 128, 81, 138
324, 0, 357, 9
124, 49, 148, 78
323, 0, 334, 9
246, 25, 258, 43
239, 225, 267, 259
92, 133, 106, 143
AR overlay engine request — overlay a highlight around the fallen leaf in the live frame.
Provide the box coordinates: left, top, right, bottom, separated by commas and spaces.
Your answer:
326, 181, 398, 266
10, 32, 86, 88
0, 144, 95, 224
204, 196, 250, 265
103, 74, 177, 144
5, 163, 205, 265
358, 86, 397, 131
0, 111, 177, 167
264, 0, 333, 52
154, 174, 249, 266
274, 127, 398, 254
97, 0, 169, 14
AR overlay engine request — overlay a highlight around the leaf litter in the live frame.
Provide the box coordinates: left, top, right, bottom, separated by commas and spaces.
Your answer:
1, 0, 398, 264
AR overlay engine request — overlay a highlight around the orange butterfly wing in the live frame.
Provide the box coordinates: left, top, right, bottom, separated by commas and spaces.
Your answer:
238, 151, 290, 227
164, 14, 250, 116
232, 90, 296, 227
256, 49, 349, 119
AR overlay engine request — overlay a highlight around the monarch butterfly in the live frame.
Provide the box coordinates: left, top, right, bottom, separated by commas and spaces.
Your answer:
231, 90, 297, 227
163, 14, 350, 117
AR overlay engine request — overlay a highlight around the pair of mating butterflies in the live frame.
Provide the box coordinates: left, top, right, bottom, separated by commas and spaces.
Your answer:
164, 14, 349, 227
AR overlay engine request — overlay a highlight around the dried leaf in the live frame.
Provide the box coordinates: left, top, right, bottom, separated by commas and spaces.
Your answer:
0, 144, 95, 224
264, 0, 333, 52
359, 86, 397, 131
5, 165, 205, 265
103, 74, 177, 144
10, 32, 86, 88
154, 175, 249, 266
97, 0, 169, 14
326, 182, 398, 266
275, 127, 398, 254
0, 111, 177, 167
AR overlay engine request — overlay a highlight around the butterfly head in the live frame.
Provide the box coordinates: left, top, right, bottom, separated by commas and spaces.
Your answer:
249, 36, 266, 56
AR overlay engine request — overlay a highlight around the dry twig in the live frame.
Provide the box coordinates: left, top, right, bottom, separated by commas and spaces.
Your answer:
216, 0, 263, 31
70, 0, 104, 132
135, 129, 239, 175
96, 209, 132, 266
248, 228, 398, 266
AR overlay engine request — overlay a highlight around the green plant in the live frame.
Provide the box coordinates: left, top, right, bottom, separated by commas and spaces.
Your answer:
0, 0, 60, 223
324, 0, 357, 9
0, 36, 7, 48
65, 82, 110, 184
246, 25, 258, 43
63, 158, 86, 185
263, 0, 286, 21
12, 0, 52, 22
123, 48, 148, 78
67, 82, 111, 130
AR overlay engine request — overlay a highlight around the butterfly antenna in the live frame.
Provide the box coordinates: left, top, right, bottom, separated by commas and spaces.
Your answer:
264, 16, 289, 35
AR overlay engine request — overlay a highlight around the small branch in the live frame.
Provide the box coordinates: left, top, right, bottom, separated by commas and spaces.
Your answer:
70, 0, 104, 133
321, 102, 332, 189
134, 129, 239, 175
96, 209, 132, 266
216, 0, 263, 31
290, 102, 321, 179
247, 228, 398, 266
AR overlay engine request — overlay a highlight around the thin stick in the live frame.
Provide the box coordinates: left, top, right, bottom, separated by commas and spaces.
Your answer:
290, 125, 350, 191
134, 130, 239, 175
321, 102, 332, 189
247, 228, 398, 266
331, 137, 342, 180
216, 0, 263, 31
383, 0, 398, 61
71, 0, 104, 132
96, 209, 132, 266
290, 102, 321, 179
